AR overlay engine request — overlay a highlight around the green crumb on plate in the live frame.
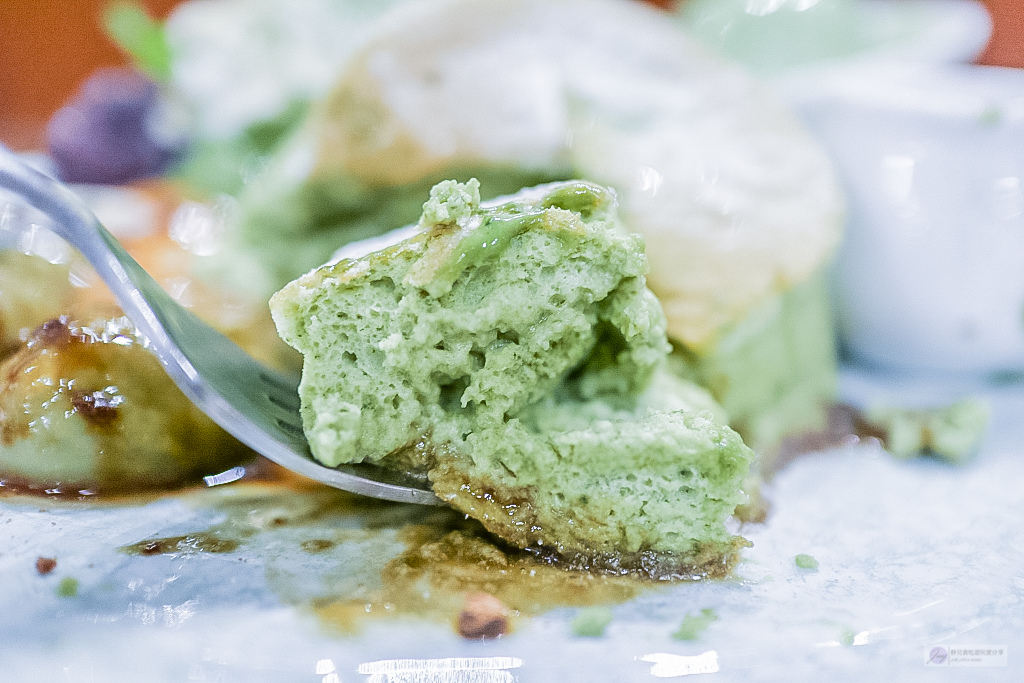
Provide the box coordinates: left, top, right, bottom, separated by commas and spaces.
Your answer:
794, 553, 819, 570
979, 105, 1002, 126
865, 397, 990, 465
672, 608, 718, 641
571, 606, 614, 637
56, 577, 79, 598
838, 627, 857, 647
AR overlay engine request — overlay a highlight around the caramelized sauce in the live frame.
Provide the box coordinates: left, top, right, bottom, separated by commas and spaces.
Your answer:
70, 388, 122, 428
0, 456, 289, 502
309, 504, 651, 636
769, 403, 884, 479
300, 539, 337, 553
121, 533, 240, 556
0, 477, 101, 501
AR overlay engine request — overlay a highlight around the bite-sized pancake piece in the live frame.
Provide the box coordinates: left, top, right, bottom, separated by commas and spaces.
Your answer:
0, 317, 250, 492
271, 179, 753, 573
271, 179, 667, 467
429, 368, 752, 576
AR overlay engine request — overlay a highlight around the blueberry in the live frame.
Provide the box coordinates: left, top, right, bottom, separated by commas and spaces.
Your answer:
47, 68, 187, 185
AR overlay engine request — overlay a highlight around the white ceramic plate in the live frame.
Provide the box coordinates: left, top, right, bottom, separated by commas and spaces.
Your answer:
1, 366, 1022, 682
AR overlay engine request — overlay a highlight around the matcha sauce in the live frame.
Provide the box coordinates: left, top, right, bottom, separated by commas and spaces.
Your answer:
432, 181, 609, 292
433, 211, 548, 290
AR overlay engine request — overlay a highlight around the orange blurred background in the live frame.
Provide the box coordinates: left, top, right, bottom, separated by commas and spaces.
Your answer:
0, 0, 181, 150
979, 0, 1024, 67
0, 0, 1021, 152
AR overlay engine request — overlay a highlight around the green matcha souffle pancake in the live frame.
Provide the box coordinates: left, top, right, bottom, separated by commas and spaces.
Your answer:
234, 0, 842, 467
270, 179, 753, 577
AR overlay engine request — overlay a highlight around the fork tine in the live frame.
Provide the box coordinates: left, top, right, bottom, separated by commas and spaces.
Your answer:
257, 366, 301, 393
265, 383, 302, 411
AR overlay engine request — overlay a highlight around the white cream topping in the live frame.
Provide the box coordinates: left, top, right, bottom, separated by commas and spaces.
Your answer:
312, 0, 844, 348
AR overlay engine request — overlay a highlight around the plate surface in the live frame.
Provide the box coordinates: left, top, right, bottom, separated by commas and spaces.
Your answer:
1, 367, 1022, 682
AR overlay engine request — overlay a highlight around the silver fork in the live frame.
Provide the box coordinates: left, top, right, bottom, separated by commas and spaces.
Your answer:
0, 146, 439, 505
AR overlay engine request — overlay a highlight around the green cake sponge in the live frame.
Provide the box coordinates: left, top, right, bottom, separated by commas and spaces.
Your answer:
270, 179, 753, 574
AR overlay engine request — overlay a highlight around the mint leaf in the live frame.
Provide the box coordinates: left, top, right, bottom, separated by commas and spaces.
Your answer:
103, 2, 172, 82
